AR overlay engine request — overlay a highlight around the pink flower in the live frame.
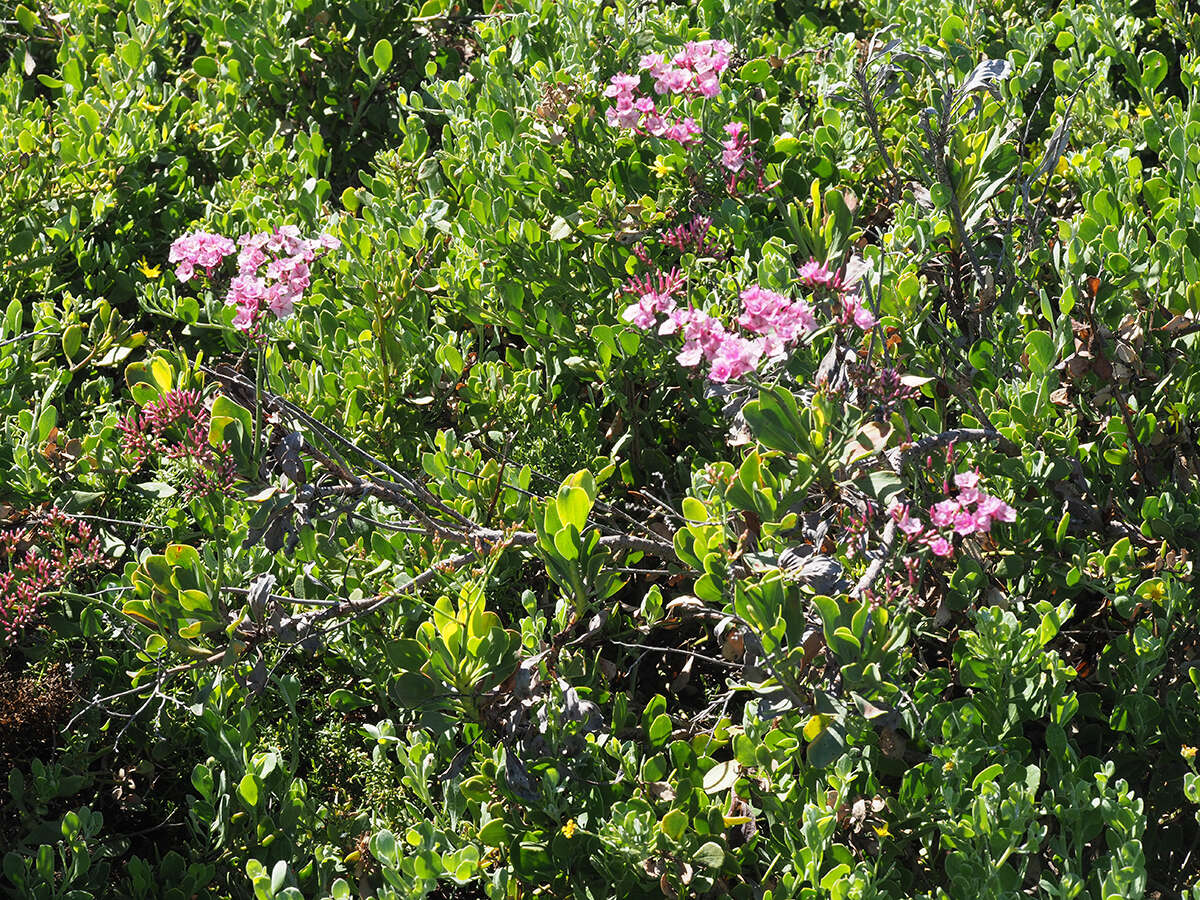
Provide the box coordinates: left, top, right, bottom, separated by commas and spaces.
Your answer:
952, 511, 978, 535
978, 494, 1016, 523
695, 70, 721, 98
605, 73, 640, 96
267, 286, 297, 318
839, 292, 877, 330
621, 297, 660, 329
927, 536, 953, 557
799, 258, 841, 289
889, 501, 926, 538
955, 471, 980, 490
853, 303, 878, 330
169, 230, 236, 280
721, 121, 750, 173
639, 53, 664, 72
677, 343, 704, 367
930, 499, 960, 528
663, 117, 700, 145
226, 274, 265, 307
231, 305, 256, 330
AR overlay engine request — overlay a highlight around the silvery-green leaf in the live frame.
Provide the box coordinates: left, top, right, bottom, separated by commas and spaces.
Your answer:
781, 553, 848, 594
1029, 113, 1071, 184
959, 58, 1012, 96
247, 573, 276, 621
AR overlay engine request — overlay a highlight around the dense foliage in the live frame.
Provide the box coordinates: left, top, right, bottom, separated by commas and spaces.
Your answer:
4, 0, 1200, 896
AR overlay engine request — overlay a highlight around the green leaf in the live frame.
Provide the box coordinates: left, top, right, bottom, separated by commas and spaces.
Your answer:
192, 56, 219, 78
209, 395, 254, 449
806, 721, 846, 767
371, 830, 399, 867
414, 0, 449, 18
76, 101, 100, 135
1141, 49, 1167, 92
328, 689, 371, 711
555, 484, 592, 532
373, 39, 393, 74
491, 109, 515, 141
648, 712, 672, 747
149, 356, 174, 393
694, 841, 725, 868
1025, 330, 1054, 374
14, 4, 37, 32
971, 763, 1003, 789
238, 774, 259, 807
479, 820, 509, 846
742, 386, 808, 456
36, 406, 57, 441
61, 324, 82, 361
739, 59, 770, 83
165, 544, 201, 569
191, 764, 213, 800
119, 41, 142, 69
856, 470, 904, 509
661, 808, 687, 840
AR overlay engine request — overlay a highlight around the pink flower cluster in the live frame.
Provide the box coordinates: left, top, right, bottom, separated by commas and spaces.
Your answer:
0, 509, 104, 643
119, 388, 238, 501
605, 74, 700, 144
169, 231, 237, 283
662, 215, 723, 257
624, 282, 819, 383
721, 122, 751, 173
168, 225, 340, 332
737, 285, 818, 357
604, 41, 731, 145
799, 259, 842, 290
225, 226, 340, 330
890, 470, 1017, 559
800, 258, 878, 330
667, 308, 766, 382
619, 269, 685, 329
720, 121, 770, 195
640, 40, 732, 98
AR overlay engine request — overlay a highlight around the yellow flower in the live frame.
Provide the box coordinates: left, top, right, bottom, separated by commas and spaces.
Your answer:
561, 819, 578, 838
136, 256, 161, 279
651, 157, 673, 178
1183, 745, 1197, 761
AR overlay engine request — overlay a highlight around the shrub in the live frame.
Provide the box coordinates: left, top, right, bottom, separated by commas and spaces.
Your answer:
4, 0, 1200, 897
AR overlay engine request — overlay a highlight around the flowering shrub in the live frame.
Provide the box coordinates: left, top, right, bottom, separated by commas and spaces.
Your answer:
0, 510, 104, 642
118, 388, 239, 500
7, 0, 1200, 897
170, 226, 340, 330
891, 468, 1016, 558
621, 258, 873, 381
604, 40, 732, 145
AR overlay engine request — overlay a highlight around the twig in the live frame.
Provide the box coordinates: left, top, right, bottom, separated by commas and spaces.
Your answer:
0, 328, 55, 348
851, 519, 898, 599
